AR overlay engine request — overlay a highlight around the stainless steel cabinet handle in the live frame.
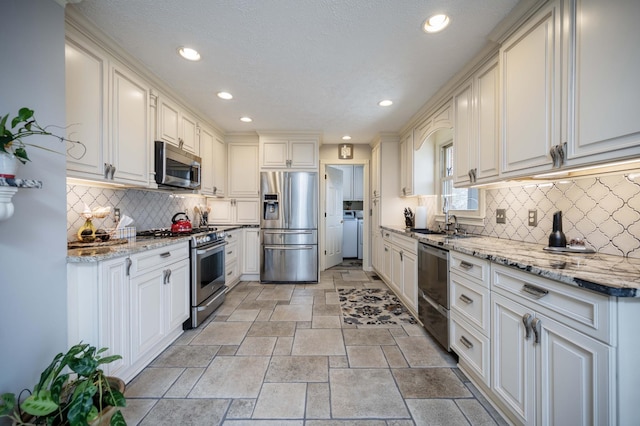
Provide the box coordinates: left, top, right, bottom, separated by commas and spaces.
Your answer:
459, 336, 474, 349
550, 146, 558, 167
531, 317, 541, 344
399, 250, 403, 261
227, 250, 233, 255
227, 270, 233, 276
384, 247, 389, 252
459, 294, 473, 304
522, 284, 549, 299
109, 164, 116, 179
557, 143, 565, 166
522, 313, 533, 340
459, 261, 474, 270
104, 163, 111, 179
160, 252, 171, 258
125, 258, 132, 276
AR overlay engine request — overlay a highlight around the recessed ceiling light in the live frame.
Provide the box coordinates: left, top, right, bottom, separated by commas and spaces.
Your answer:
177, 46, 201, 61
378, 100, 393, 107
240, 116, 253, 123
423, 14, 450, 33
342, 135, 352, 140
217, 92, 233, 100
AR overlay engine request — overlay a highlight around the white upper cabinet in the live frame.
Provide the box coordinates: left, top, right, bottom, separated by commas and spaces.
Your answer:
200, 126, 226, 197
499, 0, 562, 177
399, 132, 414, 196
157, 95, 199, 155
330, 165, 363, 201
259, 135, 319, 169
228, 143, 259, 197
414, 102, 453, 147
565, 0, 640, 165
454, 57, 499, 186
65, 32, 149, 186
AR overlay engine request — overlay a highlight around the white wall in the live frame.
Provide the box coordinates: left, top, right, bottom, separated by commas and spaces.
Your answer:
0, 0, 68, 399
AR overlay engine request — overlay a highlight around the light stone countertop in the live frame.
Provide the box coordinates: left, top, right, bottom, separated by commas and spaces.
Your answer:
382, 225, 640, 298
67, 224, 254, 263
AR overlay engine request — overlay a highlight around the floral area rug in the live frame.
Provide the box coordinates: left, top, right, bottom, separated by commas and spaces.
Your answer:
338, 288, 417, 325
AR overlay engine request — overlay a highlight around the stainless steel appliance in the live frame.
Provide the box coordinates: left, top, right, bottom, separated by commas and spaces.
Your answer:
260, 171, 318, 283
356, 210, 363, 260
154, 141, 201, 189
342, 211, 358, 258
417, 243, 450, 350
188, 229, 227, 328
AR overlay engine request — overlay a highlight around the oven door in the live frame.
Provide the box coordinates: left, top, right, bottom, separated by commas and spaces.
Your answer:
192, 241, 226, 306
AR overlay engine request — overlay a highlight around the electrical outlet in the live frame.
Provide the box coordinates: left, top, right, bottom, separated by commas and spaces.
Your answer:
496, 209, 506, 224
528, 209, 538, 227
114, 208, 121, 224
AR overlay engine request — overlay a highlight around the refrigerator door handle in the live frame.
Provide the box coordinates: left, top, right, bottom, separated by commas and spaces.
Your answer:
287, 173, 292, 229
263, 230, 313, 234
264, 245, 315, 250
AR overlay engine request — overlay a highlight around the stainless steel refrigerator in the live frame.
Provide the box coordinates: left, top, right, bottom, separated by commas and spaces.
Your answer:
260, 171, 318, 283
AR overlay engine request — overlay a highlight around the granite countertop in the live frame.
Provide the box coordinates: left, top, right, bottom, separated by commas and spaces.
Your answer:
382, 225, 640, 298
67, 224, 254, 263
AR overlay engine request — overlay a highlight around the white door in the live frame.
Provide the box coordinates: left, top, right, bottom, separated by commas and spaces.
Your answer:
325, 166, 344, 269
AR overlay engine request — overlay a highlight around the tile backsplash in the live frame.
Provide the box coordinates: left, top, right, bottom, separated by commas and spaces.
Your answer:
465, 172, 640, 258
68, 171, 640, 258
67, 185, 205, 241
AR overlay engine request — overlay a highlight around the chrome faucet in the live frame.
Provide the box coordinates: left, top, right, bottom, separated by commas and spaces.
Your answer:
443, 198, 449, 231
449, 214, 458, 234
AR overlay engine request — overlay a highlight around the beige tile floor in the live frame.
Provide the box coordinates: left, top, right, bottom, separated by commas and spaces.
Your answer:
121, 262, 507, 425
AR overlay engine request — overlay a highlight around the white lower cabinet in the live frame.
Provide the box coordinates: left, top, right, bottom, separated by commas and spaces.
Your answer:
376, 230, 418, 314
490, 264, 614, 425
67, 241, 189, 383
224, 229, 242, 289
242, 228, 260, 278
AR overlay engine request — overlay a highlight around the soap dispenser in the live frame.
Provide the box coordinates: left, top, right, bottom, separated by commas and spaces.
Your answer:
548, 211, 567, 248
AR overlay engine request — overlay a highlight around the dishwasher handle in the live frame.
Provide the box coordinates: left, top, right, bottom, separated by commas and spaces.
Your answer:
419, 243, 448, 260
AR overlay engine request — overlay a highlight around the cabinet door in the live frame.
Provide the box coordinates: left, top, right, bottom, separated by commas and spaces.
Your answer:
353, 165, 364, 201
158, 97, 180, 146
500, 1, 561, 176
180, 111, 198, 155
130, 269, 164, 360
492, 293, 535, 425
229, 143, 259, 197
538, 313, 613, 426
235, 199, 260, 224
371, 144, 380, 198
200, 126, 215, 195
213, 136, 227, 197
402, 250, 417, 312
475, 58, 499, 181
99, 257, 130, 377
110, 64, 149, 185
65, 37, 108, 178
242, 228, 260, 274
568, 0, 640, 163
289, 139, 317, 168
453, 79, 474, 185
165, 259, 190, 332
209, 199, 232, 224
400, 132, 414, 196
261, 140, 288, 168
382, 240, 393, 284
391, 245, 403, 295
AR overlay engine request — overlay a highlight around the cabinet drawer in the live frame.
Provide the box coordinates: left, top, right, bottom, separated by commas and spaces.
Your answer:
450, 311, 490, 387
450, 251, 489, 286
381, 229, 393, 243
130, 242, 189, 276
391, 233, 417, 254
450, 272, 490, 335
226, 259, 240, 284
492, 264, 612, 344
225, 242, 238, 265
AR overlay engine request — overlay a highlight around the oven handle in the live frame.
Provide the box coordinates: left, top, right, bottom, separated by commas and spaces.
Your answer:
264, 245, 314, 250
195, 242, 227, 256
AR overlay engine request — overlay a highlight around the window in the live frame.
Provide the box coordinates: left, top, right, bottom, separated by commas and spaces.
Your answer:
436, 140, 484, 225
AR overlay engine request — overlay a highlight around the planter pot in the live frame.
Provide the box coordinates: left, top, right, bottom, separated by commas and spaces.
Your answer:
0, 152, 19, 178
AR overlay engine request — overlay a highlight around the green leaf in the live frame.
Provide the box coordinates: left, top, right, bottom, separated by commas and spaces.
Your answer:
97, 355, 122, 365
68, 354, 98, 377
21, 390, 59, 416
0, 114, 8, 133
50, 373, 69, 404
34, 353, 63, 393
103, 389, 125, 408
0, 393, 16, 416
110, 410, 127, 426
86, 405, 99, 423
66, 384, 96, 426
14, 147, 30, 164
17, 107, 34, 122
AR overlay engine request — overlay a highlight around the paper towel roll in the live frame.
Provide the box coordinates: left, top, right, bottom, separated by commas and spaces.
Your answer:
415, 206, 427, 229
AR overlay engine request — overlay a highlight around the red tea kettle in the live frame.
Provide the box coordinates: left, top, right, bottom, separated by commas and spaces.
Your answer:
171, 212, 192, 234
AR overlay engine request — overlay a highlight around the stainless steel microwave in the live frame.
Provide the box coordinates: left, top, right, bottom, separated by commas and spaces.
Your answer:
154, 141, 201, 189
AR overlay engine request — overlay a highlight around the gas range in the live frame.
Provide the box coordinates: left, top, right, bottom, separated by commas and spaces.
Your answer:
136, 227, 226, 248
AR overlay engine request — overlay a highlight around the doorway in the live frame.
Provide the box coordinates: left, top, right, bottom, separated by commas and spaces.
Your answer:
320, 160, 369, 272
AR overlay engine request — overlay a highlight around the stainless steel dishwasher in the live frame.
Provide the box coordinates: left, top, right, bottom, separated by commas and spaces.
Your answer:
417, 243, 450, 350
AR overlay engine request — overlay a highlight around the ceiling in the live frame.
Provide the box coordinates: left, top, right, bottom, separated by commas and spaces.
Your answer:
69, 0, 520, 144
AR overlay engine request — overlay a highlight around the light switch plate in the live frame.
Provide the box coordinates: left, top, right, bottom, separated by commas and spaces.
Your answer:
496, 209, 506, 224
528, 209, 538, 227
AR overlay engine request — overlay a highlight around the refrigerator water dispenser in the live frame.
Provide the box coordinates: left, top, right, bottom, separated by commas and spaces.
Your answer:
263, 194, 279, 220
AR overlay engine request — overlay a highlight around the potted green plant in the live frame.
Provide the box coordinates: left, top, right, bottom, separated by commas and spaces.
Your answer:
0, 107, 84, 177
0, 342, 127, 426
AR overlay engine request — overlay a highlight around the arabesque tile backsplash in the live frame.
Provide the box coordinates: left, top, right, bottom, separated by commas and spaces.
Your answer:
68, 171, 640, 258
